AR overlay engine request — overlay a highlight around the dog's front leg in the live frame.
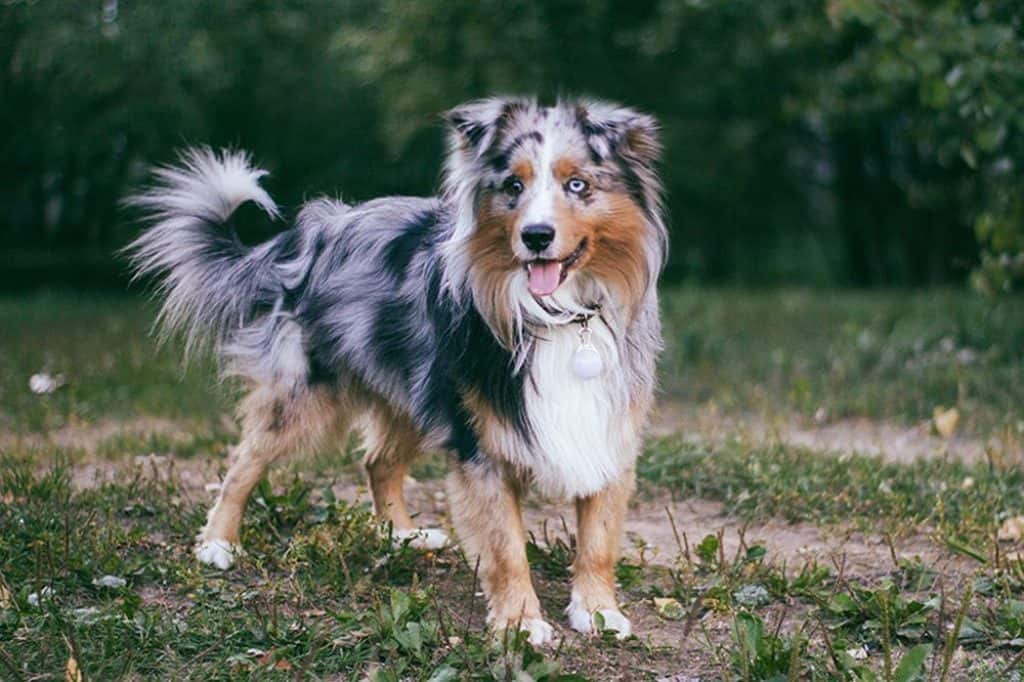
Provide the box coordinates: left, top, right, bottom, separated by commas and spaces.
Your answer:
447, 458, 553, 646
567, 469, 635, 638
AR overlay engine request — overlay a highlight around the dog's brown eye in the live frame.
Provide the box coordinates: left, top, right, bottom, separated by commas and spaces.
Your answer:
503, 176, 524, 196
566, 177, 588, 195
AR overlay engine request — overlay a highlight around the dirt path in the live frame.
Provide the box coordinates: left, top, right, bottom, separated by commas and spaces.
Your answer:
651, 401, 1017, 464
62, 449, 963, 582
14, 408, 984, 584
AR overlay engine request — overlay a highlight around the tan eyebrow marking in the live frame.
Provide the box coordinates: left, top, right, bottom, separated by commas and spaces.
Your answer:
511, 159, 534, 183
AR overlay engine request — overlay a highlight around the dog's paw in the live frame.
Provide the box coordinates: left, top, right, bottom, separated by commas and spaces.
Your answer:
491, 617, 556, 647
391, 527, 449, 551
195, 539, 239, 570
567, 596, 632, 639
520, 618, 556, 646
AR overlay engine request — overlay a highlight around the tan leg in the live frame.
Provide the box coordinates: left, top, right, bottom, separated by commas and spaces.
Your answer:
447, 459, 553, 645
196, 386, 338, 569
567, 469, 635, 638
363, 411, 448, 549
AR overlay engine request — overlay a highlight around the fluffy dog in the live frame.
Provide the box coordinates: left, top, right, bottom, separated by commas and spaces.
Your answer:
125, 96, 666, 644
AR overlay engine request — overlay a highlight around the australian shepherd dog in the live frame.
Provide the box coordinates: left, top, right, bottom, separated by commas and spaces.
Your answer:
125, 96, 666, 644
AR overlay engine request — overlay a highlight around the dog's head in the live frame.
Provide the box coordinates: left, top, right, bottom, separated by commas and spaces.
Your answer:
442, 97, 666, 345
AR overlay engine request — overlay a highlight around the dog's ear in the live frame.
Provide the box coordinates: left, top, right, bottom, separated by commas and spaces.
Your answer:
444, 97, 529, 161
574, 101, 661, 169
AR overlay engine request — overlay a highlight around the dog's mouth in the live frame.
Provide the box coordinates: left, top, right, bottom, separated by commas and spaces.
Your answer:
525, 238, 588, 297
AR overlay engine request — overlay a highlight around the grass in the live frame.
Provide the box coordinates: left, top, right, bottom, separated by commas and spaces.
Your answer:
638, 436, 1024, 550
660, 288, 1024, 435
1, 286, 1023, 679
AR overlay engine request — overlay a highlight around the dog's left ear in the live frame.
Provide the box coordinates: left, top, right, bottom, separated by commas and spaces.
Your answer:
445, 97, 529, 161
575, 101, 662, 169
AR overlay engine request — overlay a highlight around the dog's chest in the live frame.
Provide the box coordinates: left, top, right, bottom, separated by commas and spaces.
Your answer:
517, 324, 640, 498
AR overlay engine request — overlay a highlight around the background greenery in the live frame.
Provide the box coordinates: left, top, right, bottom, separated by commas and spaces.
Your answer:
3, 0, 1022, 291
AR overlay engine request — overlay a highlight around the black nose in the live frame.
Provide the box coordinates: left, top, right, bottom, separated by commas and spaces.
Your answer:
521, 223, 555, 253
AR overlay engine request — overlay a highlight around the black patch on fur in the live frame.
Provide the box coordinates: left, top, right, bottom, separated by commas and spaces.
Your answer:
455, 309, 533, 446
464, 123, 488, 148
447, 400, 481, 462
613, 153, 650, 217
382, 209, 438, 277
573, 107, 611, 165
371, 299, 418, 378
487, 131, 544, 171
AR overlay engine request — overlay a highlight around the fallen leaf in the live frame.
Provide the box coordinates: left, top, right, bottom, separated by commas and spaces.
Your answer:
933, 406, 960, 439
998, 516, 1024, 542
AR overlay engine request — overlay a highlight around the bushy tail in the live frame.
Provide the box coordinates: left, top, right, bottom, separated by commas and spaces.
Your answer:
123, 147, 282, 357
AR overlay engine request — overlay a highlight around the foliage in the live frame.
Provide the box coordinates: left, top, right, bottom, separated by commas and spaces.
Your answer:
824, 0, 1024, 292
2, 1, 1023, 287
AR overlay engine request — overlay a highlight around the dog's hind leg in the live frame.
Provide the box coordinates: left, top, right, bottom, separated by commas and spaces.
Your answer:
363, 409, 448, 550
196, 385, 339, 569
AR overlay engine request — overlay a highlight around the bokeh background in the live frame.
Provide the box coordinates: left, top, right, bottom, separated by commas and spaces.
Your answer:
3, 0, 1023, 293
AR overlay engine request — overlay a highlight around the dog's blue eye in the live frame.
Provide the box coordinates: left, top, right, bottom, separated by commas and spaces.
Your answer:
504, 176, 524, 196
566, 178, 588, 195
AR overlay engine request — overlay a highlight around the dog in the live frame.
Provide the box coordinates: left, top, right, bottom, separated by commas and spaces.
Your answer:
125, 96, 666, 645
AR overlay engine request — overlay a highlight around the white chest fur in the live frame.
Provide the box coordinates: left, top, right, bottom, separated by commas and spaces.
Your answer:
517, 322, 640, 499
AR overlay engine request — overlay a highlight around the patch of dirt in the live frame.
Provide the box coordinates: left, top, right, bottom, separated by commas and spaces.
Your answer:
651, 401, 1019, 464
322, 475, 966, 584
54, 418, 970, 582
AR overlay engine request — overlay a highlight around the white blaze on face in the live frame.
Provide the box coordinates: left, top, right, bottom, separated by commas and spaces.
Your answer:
518, 136, 557, 238
515, 117, 577, 297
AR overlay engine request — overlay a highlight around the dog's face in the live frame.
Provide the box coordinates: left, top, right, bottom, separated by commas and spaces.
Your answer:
444, 98, 665, 326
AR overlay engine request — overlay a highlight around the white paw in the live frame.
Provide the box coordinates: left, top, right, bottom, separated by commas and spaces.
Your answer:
567, 595, 632, 639
391, 527, 449, 550
520, 618, 555, 646
195, 539, 238, 570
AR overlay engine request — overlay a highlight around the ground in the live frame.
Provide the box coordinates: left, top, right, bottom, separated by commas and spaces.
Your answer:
1, 288, 1024, 680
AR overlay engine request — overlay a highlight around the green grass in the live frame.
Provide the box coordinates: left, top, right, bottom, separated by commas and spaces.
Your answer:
638, 436, 1024, 550
0, 293, 229, 433
4, 449, 1024, 680
0, 453, 697, 680
4, 287, 1023, 436
660, 288, 1024, 435
2, 287, 1023, 679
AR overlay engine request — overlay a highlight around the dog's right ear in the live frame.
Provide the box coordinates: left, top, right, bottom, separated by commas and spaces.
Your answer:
444, 97, 529, 161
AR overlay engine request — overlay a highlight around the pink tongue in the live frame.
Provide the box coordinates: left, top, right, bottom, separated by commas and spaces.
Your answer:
528, 261, 562, 296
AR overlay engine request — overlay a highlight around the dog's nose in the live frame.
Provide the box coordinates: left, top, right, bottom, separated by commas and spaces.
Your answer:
521, 223, 555, 253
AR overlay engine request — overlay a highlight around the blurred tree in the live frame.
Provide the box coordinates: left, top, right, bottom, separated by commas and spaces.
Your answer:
1, 0, 1021, 290
823, 0, 1024, 291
